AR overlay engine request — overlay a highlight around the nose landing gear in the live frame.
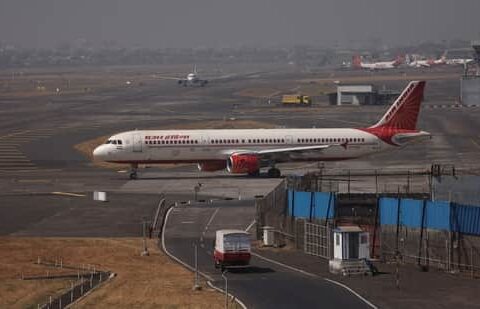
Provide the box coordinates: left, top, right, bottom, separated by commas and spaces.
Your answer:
129, 164, 138, 180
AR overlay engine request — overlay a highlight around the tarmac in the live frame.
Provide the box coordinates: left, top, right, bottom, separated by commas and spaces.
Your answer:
1, 63, 479, 307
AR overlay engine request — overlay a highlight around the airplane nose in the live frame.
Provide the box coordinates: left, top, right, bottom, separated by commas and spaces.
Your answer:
93, 145, 106, 160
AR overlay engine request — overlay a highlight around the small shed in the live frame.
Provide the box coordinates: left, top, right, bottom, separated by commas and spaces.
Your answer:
333, 226, 369, 260
330, 225, 372, 275
336, 85, 375, 106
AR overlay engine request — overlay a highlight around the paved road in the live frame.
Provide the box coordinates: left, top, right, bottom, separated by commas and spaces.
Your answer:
162, 200, 373, 309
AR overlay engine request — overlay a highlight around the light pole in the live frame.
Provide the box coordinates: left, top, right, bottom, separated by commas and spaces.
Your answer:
222, 270, 228, 309
194, 182, 202, 201
193, 243, 201, 290
141, 218, 149, 256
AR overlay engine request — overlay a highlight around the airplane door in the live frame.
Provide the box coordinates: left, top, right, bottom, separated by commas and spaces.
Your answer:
200, 135, 210, 153
133, 133, 142, 152
285, 135, 293, 144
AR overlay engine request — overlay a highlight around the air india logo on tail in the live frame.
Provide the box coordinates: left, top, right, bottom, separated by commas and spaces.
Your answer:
361, 81, 427, 145
371, 81, 425, 130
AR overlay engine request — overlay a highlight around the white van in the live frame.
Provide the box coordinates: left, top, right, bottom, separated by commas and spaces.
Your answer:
214, 229, 251, 270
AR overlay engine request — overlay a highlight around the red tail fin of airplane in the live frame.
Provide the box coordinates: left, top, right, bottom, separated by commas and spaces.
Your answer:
352, 55, 362, 69
360, 81, 426, 145
393, 55, 405, 66
370, 81, 425, 130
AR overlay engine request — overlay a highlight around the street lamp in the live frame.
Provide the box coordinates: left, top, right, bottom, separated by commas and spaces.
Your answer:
222, 270, 229, 309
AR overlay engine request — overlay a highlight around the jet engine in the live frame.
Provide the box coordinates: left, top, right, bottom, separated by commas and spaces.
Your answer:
197, 161, 227, 172
227, 154, 260, 174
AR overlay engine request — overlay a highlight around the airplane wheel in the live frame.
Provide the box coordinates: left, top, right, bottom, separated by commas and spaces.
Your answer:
267, 168, 281, 178
129, 172, 138, 180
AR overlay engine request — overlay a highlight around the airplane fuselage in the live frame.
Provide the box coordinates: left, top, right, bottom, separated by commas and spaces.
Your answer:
93, 128, 425, 165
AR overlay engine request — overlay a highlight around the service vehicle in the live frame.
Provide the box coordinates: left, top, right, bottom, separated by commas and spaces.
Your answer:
214, 229, 251, 270
281, 94, 312, 106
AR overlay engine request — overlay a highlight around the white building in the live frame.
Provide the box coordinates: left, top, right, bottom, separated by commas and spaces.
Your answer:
336, 85, 375, 106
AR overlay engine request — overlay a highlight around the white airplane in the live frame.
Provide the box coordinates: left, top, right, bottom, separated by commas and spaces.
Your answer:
446, 58, 474, 66
443, 50, 474, 66
352, 55, 404, 70
93, 81, 430, 179
406, 54, 447, 68
154, 65, 209, 87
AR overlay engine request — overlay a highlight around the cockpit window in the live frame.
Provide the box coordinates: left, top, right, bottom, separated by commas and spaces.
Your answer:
118, 140, 122, 145
106, 140, 111, 144
113, 140, 117, 145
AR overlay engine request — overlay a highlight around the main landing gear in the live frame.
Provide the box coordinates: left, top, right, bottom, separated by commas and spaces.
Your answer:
247, 167, 281, 178
129, 164, 138, 180
267, 167, 281, 178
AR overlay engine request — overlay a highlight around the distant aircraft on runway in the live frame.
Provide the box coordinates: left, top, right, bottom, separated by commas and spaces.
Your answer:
406, 53, 446, 68
93, 81, 430, 179
154, 65, 209, 87
352, 55, 404, 70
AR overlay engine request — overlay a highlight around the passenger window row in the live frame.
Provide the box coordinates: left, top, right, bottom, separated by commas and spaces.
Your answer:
211, 138, 286, 144
297, 137, 365, 143
145, 137, 366, 146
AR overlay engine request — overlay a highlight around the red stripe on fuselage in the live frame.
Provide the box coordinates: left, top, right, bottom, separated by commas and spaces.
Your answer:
359, 127, 419, 146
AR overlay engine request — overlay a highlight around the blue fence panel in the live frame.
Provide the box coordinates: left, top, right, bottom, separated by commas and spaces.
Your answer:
292, 191, 312, 218
425, 200, 451, 231
288, 190, 335, 219
379, 197, 399, 225
313, 192, 335, 219
451, 204, 480, 235
400, 199, 424, 228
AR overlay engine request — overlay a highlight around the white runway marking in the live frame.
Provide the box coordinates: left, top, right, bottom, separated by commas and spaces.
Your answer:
202, 207, 219, 237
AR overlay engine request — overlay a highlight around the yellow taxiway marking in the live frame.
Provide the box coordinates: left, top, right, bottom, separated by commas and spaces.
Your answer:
0, 161, 35, 168
51, 192, 86, 197
3, 138, 33, 141
17, 179, 52, 183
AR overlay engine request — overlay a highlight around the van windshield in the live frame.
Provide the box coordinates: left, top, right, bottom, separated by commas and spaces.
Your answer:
224, 234, 250, 251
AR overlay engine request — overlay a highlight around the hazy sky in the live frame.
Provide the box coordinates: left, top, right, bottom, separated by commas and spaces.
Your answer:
1, 0, 479, 48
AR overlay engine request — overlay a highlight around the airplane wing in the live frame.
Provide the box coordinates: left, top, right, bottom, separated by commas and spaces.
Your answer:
226, 144, 345, 161
206, 71, 268, 82
151, 74, 183, 81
